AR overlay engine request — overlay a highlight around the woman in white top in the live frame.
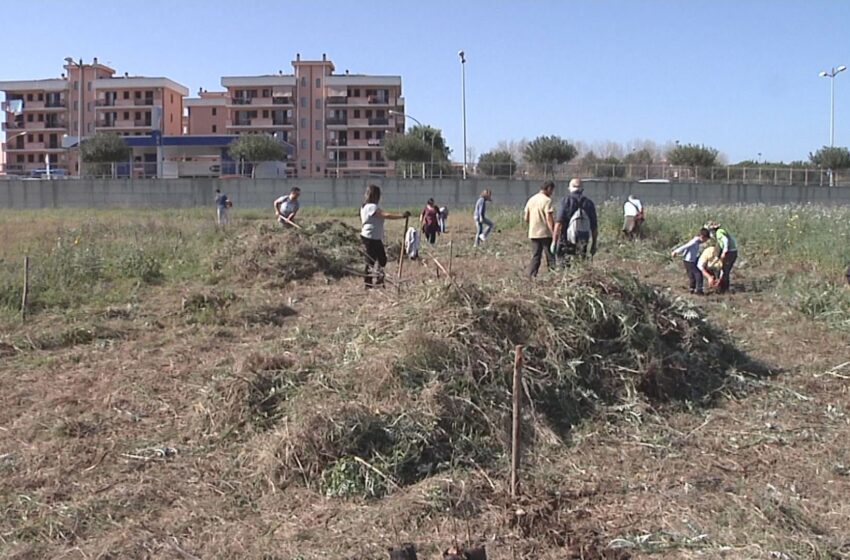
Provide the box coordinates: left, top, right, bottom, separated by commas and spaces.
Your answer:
622, 194, 644, 240
360, 184, 409, 289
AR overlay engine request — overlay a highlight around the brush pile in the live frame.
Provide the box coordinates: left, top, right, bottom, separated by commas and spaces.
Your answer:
215, 220, 361, 283
235, 270, 761, 498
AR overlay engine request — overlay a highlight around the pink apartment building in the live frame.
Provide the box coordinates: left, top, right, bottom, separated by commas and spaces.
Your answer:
184, 53, 405, 178
0, 58, 187, 176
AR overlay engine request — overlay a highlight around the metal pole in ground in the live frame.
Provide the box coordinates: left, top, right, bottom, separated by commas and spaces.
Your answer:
21, 256, 29, 322
511, 344, 523, 499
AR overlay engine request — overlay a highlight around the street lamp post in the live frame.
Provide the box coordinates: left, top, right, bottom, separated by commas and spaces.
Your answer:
64, 57, 84, 176
458, 50, 467, 180
819, 65, 846, 147
389, 110, 436, 178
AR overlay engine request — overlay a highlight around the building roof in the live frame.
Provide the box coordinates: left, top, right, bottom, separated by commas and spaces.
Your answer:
94, 77, 189, 96
184, 97, 229, 107
325, 75, 402, 87
221, 75, 297, 88
0, 79, 68, 92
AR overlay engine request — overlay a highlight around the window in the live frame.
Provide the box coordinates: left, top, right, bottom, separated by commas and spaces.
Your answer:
74, 101, 78, 111
135, 112, 141, 119
315, 140, 322, 150
315, 120, 321, 130
124, 91, 129, 99
354, 89, 360, 97
262, 110, 269, 118
17, 155, 24, 163
37, 114, 44, 122
27, 134, 33, 142
27, 114, 33, 122
124, 112, 129, 119
87, 82, 92, 91
212, 108, 217, 116
300, 117, 307, 129
87, 102, 93, 112
315, 98, 322, 109
87, 123, 92, 133
366, 110, 373, 118
28, 154, 34, 163
301, 139, 307, 149
73, 81, 78, 91
300, 97, 306, 108
212, 124, 217, 133
37, 93, 43, 101
300, 77, 306, 87
316, 164, 321, 172
262, 89, 270, 97
353, 110, 360, 118
135, 91, 141, 98
315, 78, 321, 88
365, 151, 373, 161
170, 93, 174, 103
170, 114, 173, 123
366, 131, 373, 139
353, 151, 360, 161
353, 130, 360, 140
300, 159, 306, 170
38, 134, 43, 142
27, 93, 33, 101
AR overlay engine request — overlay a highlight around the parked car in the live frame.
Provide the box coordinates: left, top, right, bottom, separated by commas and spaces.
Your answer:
29, 168, 68, 179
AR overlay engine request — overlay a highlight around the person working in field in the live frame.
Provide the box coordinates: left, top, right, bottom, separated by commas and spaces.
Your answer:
697, 242, 723, 290
274, 187, 301, 227
523, 181, 556, 277
473, 189, 494, 246
214, 189, 231, 228
553, 178, 598, 266
671, 227, 710, 295
360, 184, 410, 289
622, 194, 645, 240
705, 221, 738, 294
420, 198, 440, 245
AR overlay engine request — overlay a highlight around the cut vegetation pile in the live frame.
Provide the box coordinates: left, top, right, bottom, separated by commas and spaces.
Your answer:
220, 271, 764, 499
215, 220, 362, 285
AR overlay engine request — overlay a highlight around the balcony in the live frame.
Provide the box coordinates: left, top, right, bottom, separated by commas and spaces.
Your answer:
368, 117, 389, 126
2, 121, 25, 131
272, 118, 293, 126
326, 96, 347, 105
327, 138, 348, 147
272, 96, 294, 105
328, 161, 348, 168
134, 97, 158, 107
368, 161, 390, 168
327, 117, 348, 126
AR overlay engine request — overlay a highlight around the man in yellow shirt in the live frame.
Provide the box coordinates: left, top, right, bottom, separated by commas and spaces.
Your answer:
523, 180, 556, 277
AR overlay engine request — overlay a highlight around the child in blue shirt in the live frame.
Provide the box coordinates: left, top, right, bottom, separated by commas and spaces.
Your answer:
672, 227, 710, 295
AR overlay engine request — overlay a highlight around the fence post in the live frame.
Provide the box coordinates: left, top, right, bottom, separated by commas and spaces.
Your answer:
21, 255, 29, 322
511, 345, 523, 499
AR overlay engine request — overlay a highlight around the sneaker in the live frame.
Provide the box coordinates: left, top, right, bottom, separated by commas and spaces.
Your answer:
478, 234, 486, 242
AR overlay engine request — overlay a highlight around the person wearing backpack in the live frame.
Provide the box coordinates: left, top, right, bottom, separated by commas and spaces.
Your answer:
622, 194, 644, 240
552, 178, 598, 266
705, 221, 738, 294
522, 181, 556, 277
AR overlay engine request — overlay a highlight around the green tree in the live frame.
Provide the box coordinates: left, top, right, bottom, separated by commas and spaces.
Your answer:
408, 125, 451, 162
809, 146, 850, 170
523, 135, 578, 175
80, 133, 131, 178
666, 143, 719, 167
383, 134, 432, 163
228, 134, 286, 163
477, 150, 517, 177
624, 148, 654, 165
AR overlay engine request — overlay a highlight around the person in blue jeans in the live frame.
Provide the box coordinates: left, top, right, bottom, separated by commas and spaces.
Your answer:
672, 228, 710, 294
473, 189, 494, 247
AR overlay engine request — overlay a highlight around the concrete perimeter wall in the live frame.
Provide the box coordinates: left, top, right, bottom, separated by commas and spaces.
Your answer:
2, 178, 850, 210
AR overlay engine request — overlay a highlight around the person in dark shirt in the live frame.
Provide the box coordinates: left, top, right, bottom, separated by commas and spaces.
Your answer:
214, 189, 231, 228
420, 198, 440, 245
552, 178, 598, 266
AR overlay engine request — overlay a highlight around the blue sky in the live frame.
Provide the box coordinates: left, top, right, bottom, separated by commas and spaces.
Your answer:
2, 0, 849, 163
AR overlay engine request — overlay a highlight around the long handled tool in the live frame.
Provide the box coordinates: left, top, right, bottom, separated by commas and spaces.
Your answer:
397, 215, 410, 282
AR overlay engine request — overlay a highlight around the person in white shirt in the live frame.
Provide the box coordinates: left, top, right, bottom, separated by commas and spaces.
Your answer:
274, 187, 301, 227
622, 194, 645, 240
360, 184, 410, 289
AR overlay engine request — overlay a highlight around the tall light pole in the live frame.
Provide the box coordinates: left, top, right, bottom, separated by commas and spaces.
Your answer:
819, 65, 846, 147
458, 50, 467, 180
389, 109, 436, 177
64, 57, 84, 176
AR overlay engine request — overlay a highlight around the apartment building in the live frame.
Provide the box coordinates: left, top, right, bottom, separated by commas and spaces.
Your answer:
184, 53, 404, 178
0, 58, 186, 176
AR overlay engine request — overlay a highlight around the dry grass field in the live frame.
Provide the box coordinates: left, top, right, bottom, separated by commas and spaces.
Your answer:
0, 203, 849, 559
